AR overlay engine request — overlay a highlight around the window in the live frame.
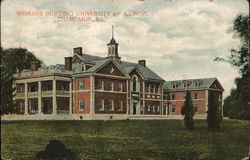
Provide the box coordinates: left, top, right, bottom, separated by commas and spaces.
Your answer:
118, 100, 123, 111
183, 82, 188, 88
195, 81, 200, 87
155, 86, 159, 94
112, 47, 115, 54
133, 77, 136, 91
157, 106, 160, 112
172, 106, 175, 112
97, 81, 104, 90
47, 84, 52, 91
147, 106, 150, 112
194, 93, 198, 99
30, 85, 36, 92
62, 83, 67, 91
146, 84, 150, 93
172, 83, 176, 88
153, 105, 155, 112
108, 100, 114, 111
151, 85, 155, 93
219, 93, 222, 100
79, 99, 84, 111
171, 94, 175, 100
193, 104, 198, 113
108, 82, 113, 91
81, 63, 86, 71
98, 99, 104, 111
118, 83, 123, 92
183, 93, 186, 100
163, 95, 167, 100
79, 80, 84, 90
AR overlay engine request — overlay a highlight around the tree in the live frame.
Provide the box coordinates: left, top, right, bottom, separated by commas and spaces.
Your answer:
0, 47, 42, 115
207, 91, 222, 130
181, 91, 194, 130
214, 11, 250, 120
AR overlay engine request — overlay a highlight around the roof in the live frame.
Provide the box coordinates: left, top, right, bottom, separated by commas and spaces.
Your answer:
107, 37, 119, 45
73, 53, 165, 82
163, 78, 223, 91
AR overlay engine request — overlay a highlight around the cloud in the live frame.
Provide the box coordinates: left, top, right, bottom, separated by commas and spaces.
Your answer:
1, 0, 248, 98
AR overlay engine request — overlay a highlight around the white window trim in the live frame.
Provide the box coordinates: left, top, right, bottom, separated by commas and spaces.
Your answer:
119, 83, 123, 92
98, 81, 104, 90
79, 80, 84, 90
183, 93, 186, 100
194, 93, 198, 99
156, 86, 159, 94
147, 106, 150, 112
99, 99, 104, 111
151, 85, 155, 93
108, 100, 114, 111
146, 84, 150, 93
79, 99, 84, 111
153, 105, 155, 112
172, 83, 176, 88
157, 106, 160, 112
109, 82, 113, 91
172, 106, 175, 112
118, 100, 123, 111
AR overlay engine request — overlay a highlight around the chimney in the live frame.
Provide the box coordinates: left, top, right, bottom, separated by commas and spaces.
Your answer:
138, 60, 146, 67
73, 47, 82, 55
31, 62, 39, 71
65, 57, 72, 70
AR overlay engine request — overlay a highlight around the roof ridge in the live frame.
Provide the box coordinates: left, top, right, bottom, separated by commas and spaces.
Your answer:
165, 77, 217, 82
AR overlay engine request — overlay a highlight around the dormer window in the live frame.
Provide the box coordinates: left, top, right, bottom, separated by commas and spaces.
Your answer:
195, 82, 199, 87
81, 63, 86, 71
172, 83, 177, 88
183, 82, 188, 88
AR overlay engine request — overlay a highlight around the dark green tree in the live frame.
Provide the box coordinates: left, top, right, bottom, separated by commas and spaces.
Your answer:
207, 91, 222, 130
0, 47, 42, 115
181, 91, 194, 130
214, 11, 250, 120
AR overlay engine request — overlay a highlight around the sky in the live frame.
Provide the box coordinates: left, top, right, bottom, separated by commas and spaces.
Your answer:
1, 0, 249, 98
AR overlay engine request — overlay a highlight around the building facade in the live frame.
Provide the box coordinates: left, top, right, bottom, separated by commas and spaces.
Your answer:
13, 34, 167, 120
12, 34, 224, 120
163, 78, 224, 118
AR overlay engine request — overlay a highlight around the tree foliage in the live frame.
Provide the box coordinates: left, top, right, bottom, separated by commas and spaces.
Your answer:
0, 47, 42, 115
207, 91, 222, 130
214, 11, 250, 120
181, 91, 194, 130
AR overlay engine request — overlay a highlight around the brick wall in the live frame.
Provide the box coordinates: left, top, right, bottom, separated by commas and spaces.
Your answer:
95, 92, 127, 114
95, 77, 127, 92
73, 77, 91, 114
167, 90, 207, 115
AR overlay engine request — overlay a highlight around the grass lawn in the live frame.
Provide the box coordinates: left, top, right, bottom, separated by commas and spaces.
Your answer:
1, 119, 249, 160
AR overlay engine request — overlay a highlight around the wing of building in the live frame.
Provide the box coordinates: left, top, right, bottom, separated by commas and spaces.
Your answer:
163, 78, 224, 118
11, 30, 224, 120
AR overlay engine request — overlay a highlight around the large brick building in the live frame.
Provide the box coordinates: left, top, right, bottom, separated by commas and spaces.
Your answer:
12, 32, 224, 120
13, 33, 167, 120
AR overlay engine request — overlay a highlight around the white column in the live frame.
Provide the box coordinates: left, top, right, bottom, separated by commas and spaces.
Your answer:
24, 83, 28, 114
52, 79, 57, 114
90, 76, 95, 119
69, 81, 72, 114
161, 84, 164, 115
126, 80, 129, 115
38, 81, 42, 114
142, 81, 145, 115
